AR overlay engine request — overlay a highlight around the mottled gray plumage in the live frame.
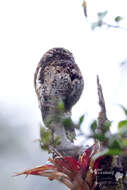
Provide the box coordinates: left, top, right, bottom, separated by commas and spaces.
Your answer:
34, 48, 84, 142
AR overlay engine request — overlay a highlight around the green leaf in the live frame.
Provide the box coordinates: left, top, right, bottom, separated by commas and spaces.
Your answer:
106, 148, 123, 156
121, 138, 127, 146
92, 133, 106, 142
40, 144, 49, 151
78, 115, 85, 126
57, 101, 64, 111
118, 120, 127, 129
90, 120, 97, 132
103, 120, 112, 133
45, 131, 52, 144
118, 126, 127, 136
40, 126, 52, 144
109, 137, 124, 150
40, 126, 46, 139
54, 136, 61, 146
115, 16, 123, 22
45, 119, 53, 127
104, 120, 112, 128
63, 118, 73, 129
119, 105, 127, 116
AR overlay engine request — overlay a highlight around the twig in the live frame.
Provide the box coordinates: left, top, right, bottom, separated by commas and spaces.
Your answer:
103, 22, 127, 31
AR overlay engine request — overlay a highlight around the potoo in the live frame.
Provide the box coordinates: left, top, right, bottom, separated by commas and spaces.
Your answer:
34, 48, 84, 142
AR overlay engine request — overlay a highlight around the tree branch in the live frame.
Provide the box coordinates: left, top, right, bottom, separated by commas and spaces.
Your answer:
97, 75, 108, 133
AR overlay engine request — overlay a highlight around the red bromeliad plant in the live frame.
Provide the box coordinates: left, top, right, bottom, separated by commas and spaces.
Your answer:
16, 143, 101, 190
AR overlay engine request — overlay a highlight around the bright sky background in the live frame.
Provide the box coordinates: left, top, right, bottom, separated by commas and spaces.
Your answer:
0, 0, 127, 141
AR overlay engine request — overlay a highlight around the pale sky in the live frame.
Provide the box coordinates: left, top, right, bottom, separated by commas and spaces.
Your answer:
0, 0, 127, 139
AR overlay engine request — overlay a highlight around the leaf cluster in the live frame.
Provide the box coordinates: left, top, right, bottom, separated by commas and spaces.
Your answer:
90, 106, 127, 157
40, 98, 127, 159
40, 125, 61, 151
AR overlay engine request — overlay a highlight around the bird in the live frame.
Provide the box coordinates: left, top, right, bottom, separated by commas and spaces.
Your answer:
34, 47, 84, 142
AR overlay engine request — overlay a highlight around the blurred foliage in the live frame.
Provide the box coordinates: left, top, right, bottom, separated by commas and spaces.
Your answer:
82, 1, 126, 31
91, 11, 108, 30
91, 11, 124, 30
90, 105, 127, 158
120, 58, 127, 67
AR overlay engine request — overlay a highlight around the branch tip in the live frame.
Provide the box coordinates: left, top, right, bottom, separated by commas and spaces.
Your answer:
97, 75, 108, 132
